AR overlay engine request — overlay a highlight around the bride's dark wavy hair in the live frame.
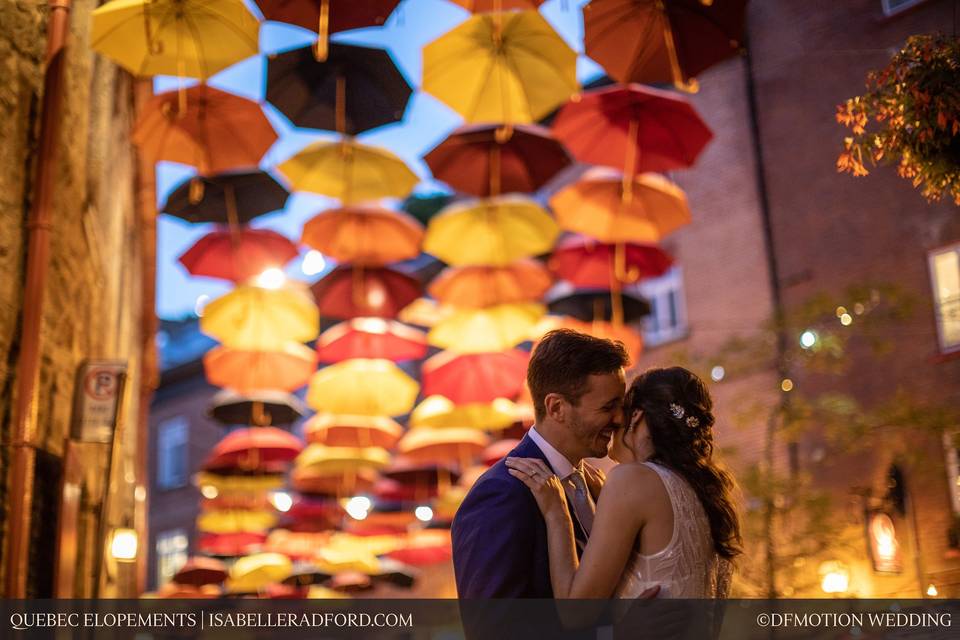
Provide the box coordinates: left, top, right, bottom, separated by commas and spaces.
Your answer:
624, 367, 742, 560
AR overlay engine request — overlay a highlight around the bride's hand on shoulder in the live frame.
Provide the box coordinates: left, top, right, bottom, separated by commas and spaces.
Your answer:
505, 457, 568, 521
583, 463, 605, 501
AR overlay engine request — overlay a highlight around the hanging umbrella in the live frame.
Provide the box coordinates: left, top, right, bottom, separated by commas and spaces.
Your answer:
428, 303, 545, 353
583, 0, 747, 88
547, 288, 651, 324
385, 530, 452, 566
397, 297, 454, 328
450, 0, 544, 10
553, 84, 713, 177
226, 552, 293, 592
401, 192, 454, 227
178, 227, 299, 283
482, 439, 521, 466
195, 470, 286, 493
428, 260, 553, 308
373, 477, 440, 503
550, 168, 692, 244
203, 427, 304, 471
534, 314, 644, 360
311, 266, 421, 320
266, 43, 411, 134
423, 11, 577, 124
307, 359, 419, 416
277, 139, 418, 203
421, 350, 529, 404
410, 396, 520, 431
305, 414, 403, 449
162, 171, 290, 225
382, 460, 461, 487
291, 466, 379, 496
203, 343, 317, 394
197, 509, 278, 534
173, 557, 228, 586
91, 0, 259, 80
424, 196, 559, 267
424, 124, 571, 197
317, 319, 427, 363
154, 582, 222, 598
197, 532, 266, 557
549, 235, 674, 288
296, 444, 392, 474
397, 428, 490, 466
200, 284, 319, 350
207, 389, 308, 427
301, 206, 423, 266
257, 0, 399, 61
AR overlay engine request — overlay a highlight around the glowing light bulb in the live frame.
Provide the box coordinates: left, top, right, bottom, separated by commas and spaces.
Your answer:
710, 366, 725, 382
800, 330, 817, 349
345, 496, 371, 520
270, 491, 293, 513
256, 267, 286, 289
781, 379, 794, 392
302, 250, 327, 276
415, 506, 434, 522
110, 528, 138, 562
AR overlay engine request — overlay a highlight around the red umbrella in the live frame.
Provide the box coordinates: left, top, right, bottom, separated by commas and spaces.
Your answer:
197, 532, 266, 557
481, 438, 520, 466
317, 318, 427, 362
424, 123, 571, 196
311, 266, 422, 320
552, 84, 713, 177
372, 477, 440, 503
173, 557, 228, 586
203, 427, 304, 471
178, 227, 299, 283
549, 235, 673, 288
583, 0, 747, 88
422, 350, 529, 404
203, 343, 317, 394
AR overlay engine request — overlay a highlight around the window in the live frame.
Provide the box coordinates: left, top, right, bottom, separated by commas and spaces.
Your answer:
929, 244, 960, 353
881, 0, 926, 17
944, 431, 960, 516
636, 266, 688, 347
155, 529, 188, 586
156, 416, 188, 490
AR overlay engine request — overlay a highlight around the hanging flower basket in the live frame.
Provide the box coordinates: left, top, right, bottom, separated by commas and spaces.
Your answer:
836, 33, 960, 205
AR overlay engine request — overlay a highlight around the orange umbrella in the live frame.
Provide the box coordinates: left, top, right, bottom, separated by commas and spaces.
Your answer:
290, 466, 379, 496
428, 260, 553, 308
549, 167, 691, 244
304, 414, 403, 449
179, 228, 299, 284
173, 557, 228, 586
203, 427, 305, 471
397, 428, 490, 467
203, 343, 318, 394
317, 318, 427, 362
301, 206, 424, 266
133, 85, 277, 174
450, 0, 543, 10
533, 315, 643, 361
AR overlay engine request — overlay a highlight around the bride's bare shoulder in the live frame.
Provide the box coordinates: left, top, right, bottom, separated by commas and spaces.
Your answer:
602, 462, 666, 506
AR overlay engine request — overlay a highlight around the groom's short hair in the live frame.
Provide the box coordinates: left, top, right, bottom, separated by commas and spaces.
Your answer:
527, 329, 630, 422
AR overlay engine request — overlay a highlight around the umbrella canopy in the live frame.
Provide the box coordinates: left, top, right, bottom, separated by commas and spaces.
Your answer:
423, 11, 577, 124
162, 171, 290, 225
200, 284, 319, 350
410, 396, 520, 431
197, 532, 267, 557
197, 509, 278, 534
424, 124, 571, 197
397, 428, 490, 466
482, 438, 521, 466
295, 444, 392, 474
428, 260, 553, 308
533, 315, 644, 360
547, 289, 651, 324
306, 359, 419, 416
133, 85, 277, 174
290, 466, 379, 496
428, 302, 545, 353
421, 350, 529, 404
311, 266, 421, 320
266, 43, 411, 134
203, 343, 317, 394
397, 297, 454, 328
178, 227, 299, 283
277, 139, 418, 203
549, 235, 674, 287
227, 552, 293, 592
305, 414, 404, 449
207, 389, 308, 427
583, 0, 747, 87
173, 557, 228, 586
451, 0, 543, 9
550, 169, 691, 244
552, 84, 713, 175
317, 318, 427, 362
195, 471, 286, 493
301, 206, 423, 266
203, 427, 304, 471
91, 0, 259, 79
424, 196, 559, 267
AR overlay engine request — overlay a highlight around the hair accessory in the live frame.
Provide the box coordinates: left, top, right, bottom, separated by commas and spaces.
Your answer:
669, 402, 699, 429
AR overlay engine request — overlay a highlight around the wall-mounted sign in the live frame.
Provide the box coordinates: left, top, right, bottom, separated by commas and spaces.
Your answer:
867, 510, 903, 574
71, 360, 127, 443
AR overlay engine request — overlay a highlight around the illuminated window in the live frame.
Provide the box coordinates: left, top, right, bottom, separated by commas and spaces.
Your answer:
157, 417, 188, 490
155, 529, 188, 586
929, 244, 960, 353
637, 266, 688, 347
881, 0, 925, 17
943, 431, 960, 516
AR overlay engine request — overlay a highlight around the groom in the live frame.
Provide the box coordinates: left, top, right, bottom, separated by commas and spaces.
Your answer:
451, 329, 630, 598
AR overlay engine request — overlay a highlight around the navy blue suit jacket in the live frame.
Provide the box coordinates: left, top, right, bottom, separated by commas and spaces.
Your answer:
451, 433, 590, 598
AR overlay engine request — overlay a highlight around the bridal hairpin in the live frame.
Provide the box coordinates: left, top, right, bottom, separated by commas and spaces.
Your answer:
669, 403, 700, 429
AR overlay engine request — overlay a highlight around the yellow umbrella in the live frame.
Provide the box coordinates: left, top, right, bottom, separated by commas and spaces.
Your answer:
295, 444, 392, 474
278, 139, 418, 203
549, 168, 692, 244
398, 427, 490, 466
91, 0, 259, 79
424, 196, 559, 267
200, 284, 319, 350
306, 358, 419, 416
194, 471, 285, 494
397, 297, 455, 328
423, 11, 578, 124
428, 302, 544, 353
226, 552, 292, 592
196, 509, 278, 534
314, 548, 383, 575
410, 395, 520, 431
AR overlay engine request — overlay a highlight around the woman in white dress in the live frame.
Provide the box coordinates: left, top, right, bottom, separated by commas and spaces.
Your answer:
506, 366, 741, 600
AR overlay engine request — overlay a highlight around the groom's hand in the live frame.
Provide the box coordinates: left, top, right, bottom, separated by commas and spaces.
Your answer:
583, 463, 606, 502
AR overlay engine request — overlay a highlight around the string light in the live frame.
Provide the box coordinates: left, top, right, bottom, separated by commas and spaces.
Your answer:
800, 330, 818, 349
415, 506, 434, 522
840, 313, 853, 326
256, 267, 286, 289
781, 378, 794, 392
710, 365, 725, 382
302, 250, 327, 276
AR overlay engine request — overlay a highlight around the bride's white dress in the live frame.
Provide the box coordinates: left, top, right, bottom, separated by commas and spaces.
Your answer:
612, 461, 732, 599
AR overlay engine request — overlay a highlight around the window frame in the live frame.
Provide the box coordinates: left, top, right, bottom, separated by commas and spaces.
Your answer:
156, 416, 189, 491
155, 528, 189, 586
636, 265, 688, 347
928, 242, 960, 355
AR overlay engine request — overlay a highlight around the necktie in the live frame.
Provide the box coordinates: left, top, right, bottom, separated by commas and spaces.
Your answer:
567, 467, 595, 536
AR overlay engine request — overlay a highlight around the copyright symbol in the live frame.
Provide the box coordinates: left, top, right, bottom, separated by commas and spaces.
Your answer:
757, 614, 770, 627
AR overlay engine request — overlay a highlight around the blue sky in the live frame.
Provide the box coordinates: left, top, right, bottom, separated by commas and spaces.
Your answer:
155, 0, 602, 319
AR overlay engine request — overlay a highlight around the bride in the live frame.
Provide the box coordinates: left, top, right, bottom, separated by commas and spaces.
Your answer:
506, 366, 741, 600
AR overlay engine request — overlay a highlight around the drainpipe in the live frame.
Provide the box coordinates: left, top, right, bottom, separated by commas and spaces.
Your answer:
5, 0, 72, 598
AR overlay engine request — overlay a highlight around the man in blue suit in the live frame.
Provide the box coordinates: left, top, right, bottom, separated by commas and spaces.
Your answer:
451, 329, 630, 599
